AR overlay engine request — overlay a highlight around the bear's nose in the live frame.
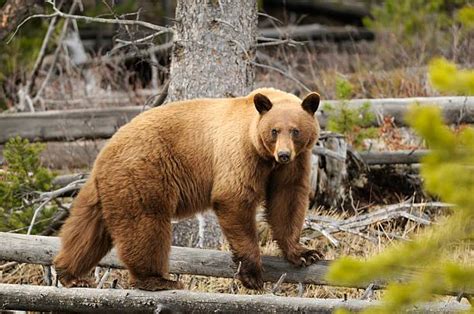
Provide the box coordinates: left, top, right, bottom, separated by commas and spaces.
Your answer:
277, 151, 291, 163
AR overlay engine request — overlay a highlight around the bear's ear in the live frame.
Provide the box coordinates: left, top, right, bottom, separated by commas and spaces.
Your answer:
254, 93, 273, 114
301, 92, 320, 115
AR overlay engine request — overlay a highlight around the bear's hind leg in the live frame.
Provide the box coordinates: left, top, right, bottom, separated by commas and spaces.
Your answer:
110, 213, 183, 291
53, 185, 112, 288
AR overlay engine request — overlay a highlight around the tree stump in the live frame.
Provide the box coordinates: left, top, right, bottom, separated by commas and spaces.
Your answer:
311, 132, 348, 208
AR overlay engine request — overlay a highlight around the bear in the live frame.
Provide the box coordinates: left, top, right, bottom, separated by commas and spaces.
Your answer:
53, 87, 321, 291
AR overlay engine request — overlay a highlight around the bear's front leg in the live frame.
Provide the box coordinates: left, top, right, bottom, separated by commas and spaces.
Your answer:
213, 198, 264, 290
265, 161, 322, 267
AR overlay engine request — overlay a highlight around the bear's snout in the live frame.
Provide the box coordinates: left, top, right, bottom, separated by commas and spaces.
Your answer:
277, 150, 291, 164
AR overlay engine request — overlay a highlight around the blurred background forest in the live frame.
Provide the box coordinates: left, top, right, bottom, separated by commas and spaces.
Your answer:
0, 0, 473, 312
0, 0, 473, 111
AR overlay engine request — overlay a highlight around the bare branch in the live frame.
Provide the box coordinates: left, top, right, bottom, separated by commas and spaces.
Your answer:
250, 60, 311, 93
230, 261, 242, 294
305, 202, 453, 243
27, 198, 52, 235
38, 179, 86, 200
25, 0, 63, 96
256, 36, 302, 47
97, 267, 111, 289
7, 13, 57, 43
114, 30, 170, 46
360, 283, 376, 300
45, 0, 172, 33
26, 179, 85, 235
271, 273, 287, 294
9, 0, 172, 44
32, 1, 80, 104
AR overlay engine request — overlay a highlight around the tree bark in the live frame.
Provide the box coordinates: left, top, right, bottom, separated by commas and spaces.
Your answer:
314, 134, 348, 208
0, 0, 43, 41
167, 0, 257, 102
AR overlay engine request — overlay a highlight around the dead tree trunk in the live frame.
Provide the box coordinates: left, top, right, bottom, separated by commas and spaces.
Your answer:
1, 284, 469, 313
167, 0, 257, 102
312, 133, 349, 208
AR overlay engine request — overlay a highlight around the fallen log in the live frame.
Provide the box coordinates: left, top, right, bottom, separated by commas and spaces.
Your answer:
359, 150, 428, 165
0, 106, 143, 144
320, 96, 474, 129
1, 96, 472, 144
263, 0, 370, 21
0, 284, 469, 313
0, 233, 472, 296
0, 232, 342, 287
259, 24, 374, 41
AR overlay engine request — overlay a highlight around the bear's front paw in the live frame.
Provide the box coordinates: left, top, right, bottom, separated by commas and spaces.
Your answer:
131, 276, 184, 291
237, 261, 264, 290
286, 248, 322, 267
66, 278, 93, 288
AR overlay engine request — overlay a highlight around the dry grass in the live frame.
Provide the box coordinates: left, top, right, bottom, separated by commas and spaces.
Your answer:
7, 26, 471, 112
256, 29, 474, 99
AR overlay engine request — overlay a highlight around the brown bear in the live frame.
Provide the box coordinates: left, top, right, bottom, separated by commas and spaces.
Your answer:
53, 88, 321, 290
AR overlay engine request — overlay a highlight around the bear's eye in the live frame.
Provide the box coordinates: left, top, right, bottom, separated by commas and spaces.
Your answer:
271, 129, 278, 137
291, 129, 300, 137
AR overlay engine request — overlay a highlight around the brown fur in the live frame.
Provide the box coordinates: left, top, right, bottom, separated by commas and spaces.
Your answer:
53, 88, 321, 290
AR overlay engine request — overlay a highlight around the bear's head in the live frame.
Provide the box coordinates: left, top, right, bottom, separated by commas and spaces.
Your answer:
253, 91, 320, 164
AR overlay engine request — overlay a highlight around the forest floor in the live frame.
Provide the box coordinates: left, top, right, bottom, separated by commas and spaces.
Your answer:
1, 29, 473, 304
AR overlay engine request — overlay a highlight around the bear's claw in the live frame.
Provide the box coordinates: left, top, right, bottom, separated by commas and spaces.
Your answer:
287, 248, 322, 267
67, 279, 93, 288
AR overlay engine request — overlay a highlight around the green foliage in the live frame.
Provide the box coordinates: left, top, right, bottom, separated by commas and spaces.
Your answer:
0, 18, 50, 110
323, 85, 378, 149
335, 77, 354, 100
327, 106, 474, 312
327, 62, 474, 311
429, 57, 474, 95
364, 0, 472, 49
0, 137, 57, 234
457, 5, 474, 28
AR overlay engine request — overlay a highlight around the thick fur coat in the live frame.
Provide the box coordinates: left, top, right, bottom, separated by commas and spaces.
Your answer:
54, 88, 321, 290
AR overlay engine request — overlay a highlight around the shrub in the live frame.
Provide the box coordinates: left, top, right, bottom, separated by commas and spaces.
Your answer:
0, 137, 57, 234
364, 0, 471, 53
326, 34, 474, 312
323, 78, 378, 148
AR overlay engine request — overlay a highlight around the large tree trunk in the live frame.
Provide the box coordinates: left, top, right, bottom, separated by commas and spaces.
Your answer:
167, 0, 257, 102
0, 0, 43, 41
165, 0, 257, 248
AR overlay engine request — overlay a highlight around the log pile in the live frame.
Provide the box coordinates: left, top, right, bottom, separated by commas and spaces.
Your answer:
0, 233, 471, 313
